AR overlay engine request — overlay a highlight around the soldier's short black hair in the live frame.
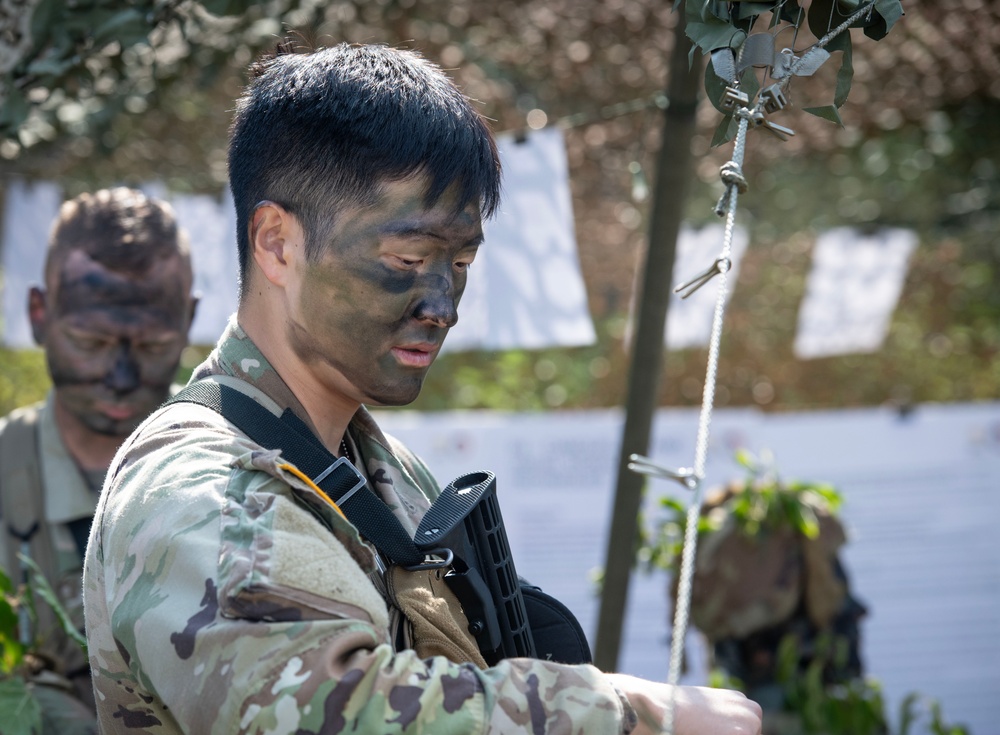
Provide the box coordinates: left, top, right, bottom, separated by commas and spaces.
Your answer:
46, 187, 190, 284
228, 42, 502, 295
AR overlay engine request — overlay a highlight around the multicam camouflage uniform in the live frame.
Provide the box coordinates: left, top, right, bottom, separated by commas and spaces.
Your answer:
84, 318, 636, 734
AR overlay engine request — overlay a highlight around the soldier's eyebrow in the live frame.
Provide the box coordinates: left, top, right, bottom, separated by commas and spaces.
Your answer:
379, 220, 484, 248
381, 224, 445, 241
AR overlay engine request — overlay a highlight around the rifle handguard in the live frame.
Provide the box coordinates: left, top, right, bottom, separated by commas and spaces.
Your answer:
413, 471, 536, 665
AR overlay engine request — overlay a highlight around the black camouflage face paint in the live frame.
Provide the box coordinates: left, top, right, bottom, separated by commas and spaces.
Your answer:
287, 174, 482, 408
41, 249, 193, 436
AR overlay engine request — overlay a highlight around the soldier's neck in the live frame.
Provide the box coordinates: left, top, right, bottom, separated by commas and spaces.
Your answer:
238, 300, 358, 456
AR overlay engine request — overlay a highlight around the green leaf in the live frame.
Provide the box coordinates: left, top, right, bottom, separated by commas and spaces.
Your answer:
18, 556, 86, 652
828, 32, 854, 107
0, 678, 42, 735
685, 0, 711, 23
740, 65, 760, 106
1, 639, 26, 675
808, 0, 871, 36
808, 0, 901, 42
657, 497, 687, 514
704, 56, 730, 111
777, 1, 806, 25
197, 0, 261, 17
710, 113, 736, 147
25, 53, 78, 77
775, 633, 801, 684
704, 63, 759, 114
790, 498, 820, 538
708, 1, 731, 22
0, 596, 19, 643
686, 18, 746, 55
0, 569, 23, 672
734, 448, 757, 471
807, 0, 838, 38
806, 482, 843, 512
736, 3, 773, 21
898, 692, 921, 735
0, 87, 30, 132
803, 104, 844, 125
30, 0, 64, 50
865, 0, 904, 41
92, 8, 151, 48
687, 0, 732, 23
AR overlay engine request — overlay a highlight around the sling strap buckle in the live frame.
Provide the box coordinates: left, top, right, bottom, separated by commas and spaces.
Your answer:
313, 457, 366, 505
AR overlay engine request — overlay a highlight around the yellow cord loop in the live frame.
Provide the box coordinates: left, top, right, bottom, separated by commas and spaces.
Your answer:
279, 462, 348, 521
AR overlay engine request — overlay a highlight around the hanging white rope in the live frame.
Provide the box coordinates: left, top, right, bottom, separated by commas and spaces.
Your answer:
622, 3, 888, 730
627, 102, 752, 732
629, 9, 876, 733
660, 105, 751, 734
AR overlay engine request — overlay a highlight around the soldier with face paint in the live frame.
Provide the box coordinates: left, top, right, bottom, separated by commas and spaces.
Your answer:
83, 44, 762, 735
0, 187, 197, 733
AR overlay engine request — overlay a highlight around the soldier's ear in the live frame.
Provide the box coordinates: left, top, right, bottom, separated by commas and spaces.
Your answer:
249, 201, 304, 290
27, 286, 48, 346
186, 295, 199, 333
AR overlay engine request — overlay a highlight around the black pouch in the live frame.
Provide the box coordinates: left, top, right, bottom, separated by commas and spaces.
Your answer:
521, 583, 593, 665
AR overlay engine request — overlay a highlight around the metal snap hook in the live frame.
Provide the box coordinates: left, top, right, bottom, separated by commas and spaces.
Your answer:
627, 454, 701, 492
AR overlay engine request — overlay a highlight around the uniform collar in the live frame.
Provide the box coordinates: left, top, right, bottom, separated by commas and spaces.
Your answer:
39, 392, 100, 524
190, 315, 435, 533
191, 315, 396, 451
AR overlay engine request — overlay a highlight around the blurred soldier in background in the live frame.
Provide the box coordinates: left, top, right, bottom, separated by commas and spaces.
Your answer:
0, 187, 197, 734
679, 481, 869, 735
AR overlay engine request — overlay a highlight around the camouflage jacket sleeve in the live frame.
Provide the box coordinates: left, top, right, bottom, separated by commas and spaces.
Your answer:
84, 403, 633, 734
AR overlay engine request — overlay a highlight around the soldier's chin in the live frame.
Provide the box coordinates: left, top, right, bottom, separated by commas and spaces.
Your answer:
82, 413, 143, 437
364, 378, 425, 407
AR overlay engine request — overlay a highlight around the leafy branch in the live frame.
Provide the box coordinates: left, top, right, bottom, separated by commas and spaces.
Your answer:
0, 0, 269, 147
637, 449, 843, 575
679, 0, 904, 141
0, 559, 89, 735
0, 566, 41, 735
775, 633, 971, 735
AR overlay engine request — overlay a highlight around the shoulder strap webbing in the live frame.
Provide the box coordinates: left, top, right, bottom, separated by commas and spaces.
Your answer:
168, 381, 425, 567
0, 407, 87, 663
0, 407, 58, 585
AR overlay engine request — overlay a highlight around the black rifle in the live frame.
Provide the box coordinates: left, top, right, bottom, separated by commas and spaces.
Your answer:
413, 470, 535, 665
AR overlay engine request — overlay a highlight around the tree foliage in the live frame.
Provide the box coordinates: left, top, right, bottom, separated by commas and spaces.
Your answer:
0, 1, 997, 416
0, 0, 270, 148
681, 0, 903, 142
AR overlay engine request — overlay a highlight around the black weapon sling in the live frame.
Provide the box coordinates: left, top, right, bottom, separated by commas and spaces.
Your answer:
168, 380, 426, 568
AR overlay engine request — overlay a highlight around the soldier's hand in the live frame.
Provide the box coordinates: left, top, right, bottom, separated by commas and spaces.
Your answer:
606, 674, 763, 735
